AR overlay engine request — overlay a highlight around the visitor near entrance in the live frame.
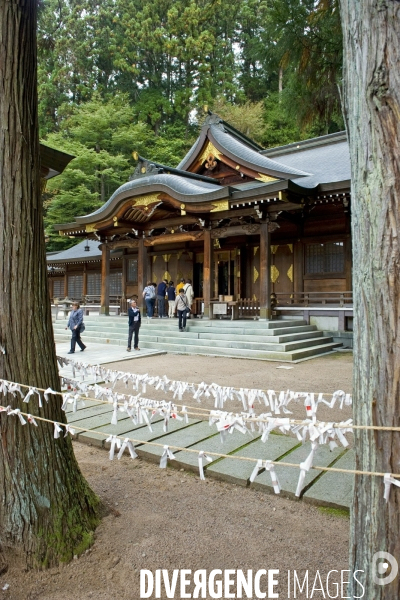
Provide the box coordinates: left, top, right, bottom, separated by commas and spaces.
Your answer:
127, 299, 141, 351
143, 281, 156, 318
167, 281, 176, 317
176, 278, 185, 294
65, 301, 86, 354
183, 279, 194, 318
157, 279, 168, 318
174, 288, 190, 332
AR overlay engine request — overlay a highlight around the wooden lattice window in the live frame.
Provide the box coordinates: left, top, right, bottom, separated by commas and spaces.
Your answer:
305, 242, 344, 274
87, 272, 101, 295
110, 271, 122, 295
127, 259, 138, 283
67, 274, 83, 299
53, 279, 64, 298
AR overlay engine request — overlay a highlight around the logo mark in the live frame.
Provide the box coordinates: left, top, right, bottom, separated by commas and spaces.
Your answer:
372, 552, 398, 586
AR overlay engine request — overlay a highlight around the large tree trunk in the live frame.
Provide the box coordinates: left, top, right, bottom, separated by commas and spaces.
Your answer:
0, 0, 98, 568
340, 1, 400, 597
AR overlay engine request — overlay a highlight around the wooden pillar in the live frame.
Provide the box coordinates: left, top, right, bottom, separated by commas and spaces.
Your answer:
293, 241, 304, 302
121, 251, 127, 300
259, 221, 272, 320
137, 238, 147, 313
82, 264, 87, 299
203, 229, 213, 318
100, 243, 110, 315
64, 269, 68, 298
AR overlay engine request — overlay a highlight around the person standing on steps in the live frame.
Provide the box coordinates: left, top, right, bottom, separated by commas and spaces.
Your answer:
65, 301, 86, 354
176, 278, 185, 294
127, 299, 141, 351
183, 279, 194, 319
167, 281, 176, 317
157, 278, 168, 318
143, 281, 156, 318
174, 288, 190, 332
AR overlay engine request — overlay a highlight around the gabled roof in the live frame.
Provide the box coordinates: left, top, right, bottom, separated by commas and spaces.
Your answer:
53, 116, 351, 237
177, 114, 310, 179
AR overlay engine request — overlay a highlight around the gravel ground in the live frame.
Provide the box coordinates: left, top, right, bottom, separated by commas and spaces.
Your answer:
0, 353, 353, 600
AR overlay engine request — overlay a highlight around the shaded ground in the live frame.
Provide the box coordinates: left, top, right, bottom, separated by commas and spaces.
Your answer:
0, 353, 353, 600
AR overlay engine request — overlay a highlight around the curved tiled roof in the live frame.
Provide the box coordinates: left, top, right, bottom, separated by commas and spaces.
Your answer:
75, 173, 227, 223
47, 239, 101, 261
208, 124, 310, 178
262, 137, 350, 189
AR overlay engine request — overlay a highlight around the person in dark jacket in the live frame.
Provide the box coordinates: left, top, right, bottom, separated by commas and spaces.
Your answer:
167, 281, 176, 317
156, 278, 168, 318
127, 299, 141, 351
65, 301, 86, 354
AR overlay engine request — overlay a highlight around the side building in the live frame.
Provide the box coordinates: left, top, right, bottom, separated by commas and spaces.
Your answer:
48, 114, 353, 340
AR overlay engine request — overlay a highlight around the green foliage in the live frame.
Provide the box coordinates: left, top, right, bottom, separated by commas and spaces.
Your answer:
38, 0, 346, 251
42, 96, 196, 250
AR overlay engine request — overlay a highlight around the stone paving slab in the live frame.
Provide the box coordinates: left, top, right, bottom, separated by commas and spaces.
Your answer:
65, 403, 112, 422
135, 421, 216, 463
303, 449, 355, 510
207, 434, 300, 486
104, 418, 201, 453
69, 411, 119, 440
251, 443, 346, 499
77, 416, 164, 447
173, 431, 259, 472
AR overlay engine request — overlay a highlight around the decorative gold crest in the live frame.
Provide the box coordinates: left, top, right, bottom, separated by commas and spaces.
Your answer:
210, 200, 229, 213
287, 264, 293, 282
271, 265, 279, 283
198, 141, 223, 165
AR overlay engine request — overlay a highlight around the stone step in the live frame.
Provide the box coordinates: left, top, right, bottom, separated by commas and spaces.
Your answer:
53, 322, 319, 339
57, 316, 309, 330
55, 328, 330, 352
126, 340, 341, 361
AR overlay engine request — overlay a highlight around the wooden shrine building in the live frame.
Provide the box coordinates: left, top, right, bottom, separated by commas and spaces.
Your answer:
48, 114, 353, 334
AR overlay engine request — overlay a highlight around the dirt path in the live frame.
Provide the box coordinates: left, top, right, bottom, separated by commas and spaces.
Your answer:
0, 353, 353, 600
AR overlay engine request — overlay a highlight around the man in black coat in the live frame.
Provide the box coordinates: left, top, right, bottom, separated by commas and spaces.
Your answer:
156, 278, 168, 318
127, 299, 141, 351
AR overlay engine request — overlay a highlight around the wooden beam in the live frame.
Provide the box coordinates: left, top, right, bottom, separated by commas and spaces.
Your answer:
137, 238, 147, 313
203, 229, 212, 318
259, 222, 271, 319
100, 244, 110, 315
143, 215, 199, 230
144, 231, 204, 246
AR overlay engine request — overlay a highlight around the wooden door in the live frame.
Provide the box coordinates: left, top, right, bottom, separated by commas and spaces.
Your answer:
271, 244, 294, 300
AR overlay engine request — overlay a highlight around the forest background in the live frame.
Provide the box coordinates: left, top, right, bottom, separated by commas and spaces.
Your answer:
40, 0, 343, 250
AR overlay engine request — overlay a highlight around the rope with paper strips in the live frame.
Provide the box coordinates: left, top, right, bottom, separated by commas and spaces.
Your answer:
57, 355, 352, 418
0, 402, 399, 501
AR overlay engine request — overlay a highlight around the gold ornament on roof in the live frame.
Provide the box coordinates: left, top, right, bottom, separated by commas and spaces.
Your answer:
210, 200, 229, 213
255, 173, 279, 183
198, 141, 223, 165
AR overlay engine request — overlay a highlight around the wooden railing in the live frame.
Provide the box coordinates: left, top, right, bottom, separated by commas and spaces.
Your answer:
274, 291, 353, 307
237, 298, 260, 318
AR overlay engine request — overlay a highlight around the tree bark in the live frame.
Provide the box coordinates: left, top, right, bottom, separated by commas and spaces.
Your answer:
0, 0, 98, 567
340, 1, 400, 597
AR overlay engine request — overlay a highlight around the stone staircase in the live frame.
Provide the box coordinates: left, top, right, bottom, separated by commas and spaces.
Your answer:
53, 315, 342, 362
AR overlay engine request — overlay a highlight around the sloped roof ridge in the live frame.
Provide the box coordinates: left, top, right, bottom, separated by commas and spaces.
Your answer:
209, 124, 311, 178
261, 131, 347, 157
